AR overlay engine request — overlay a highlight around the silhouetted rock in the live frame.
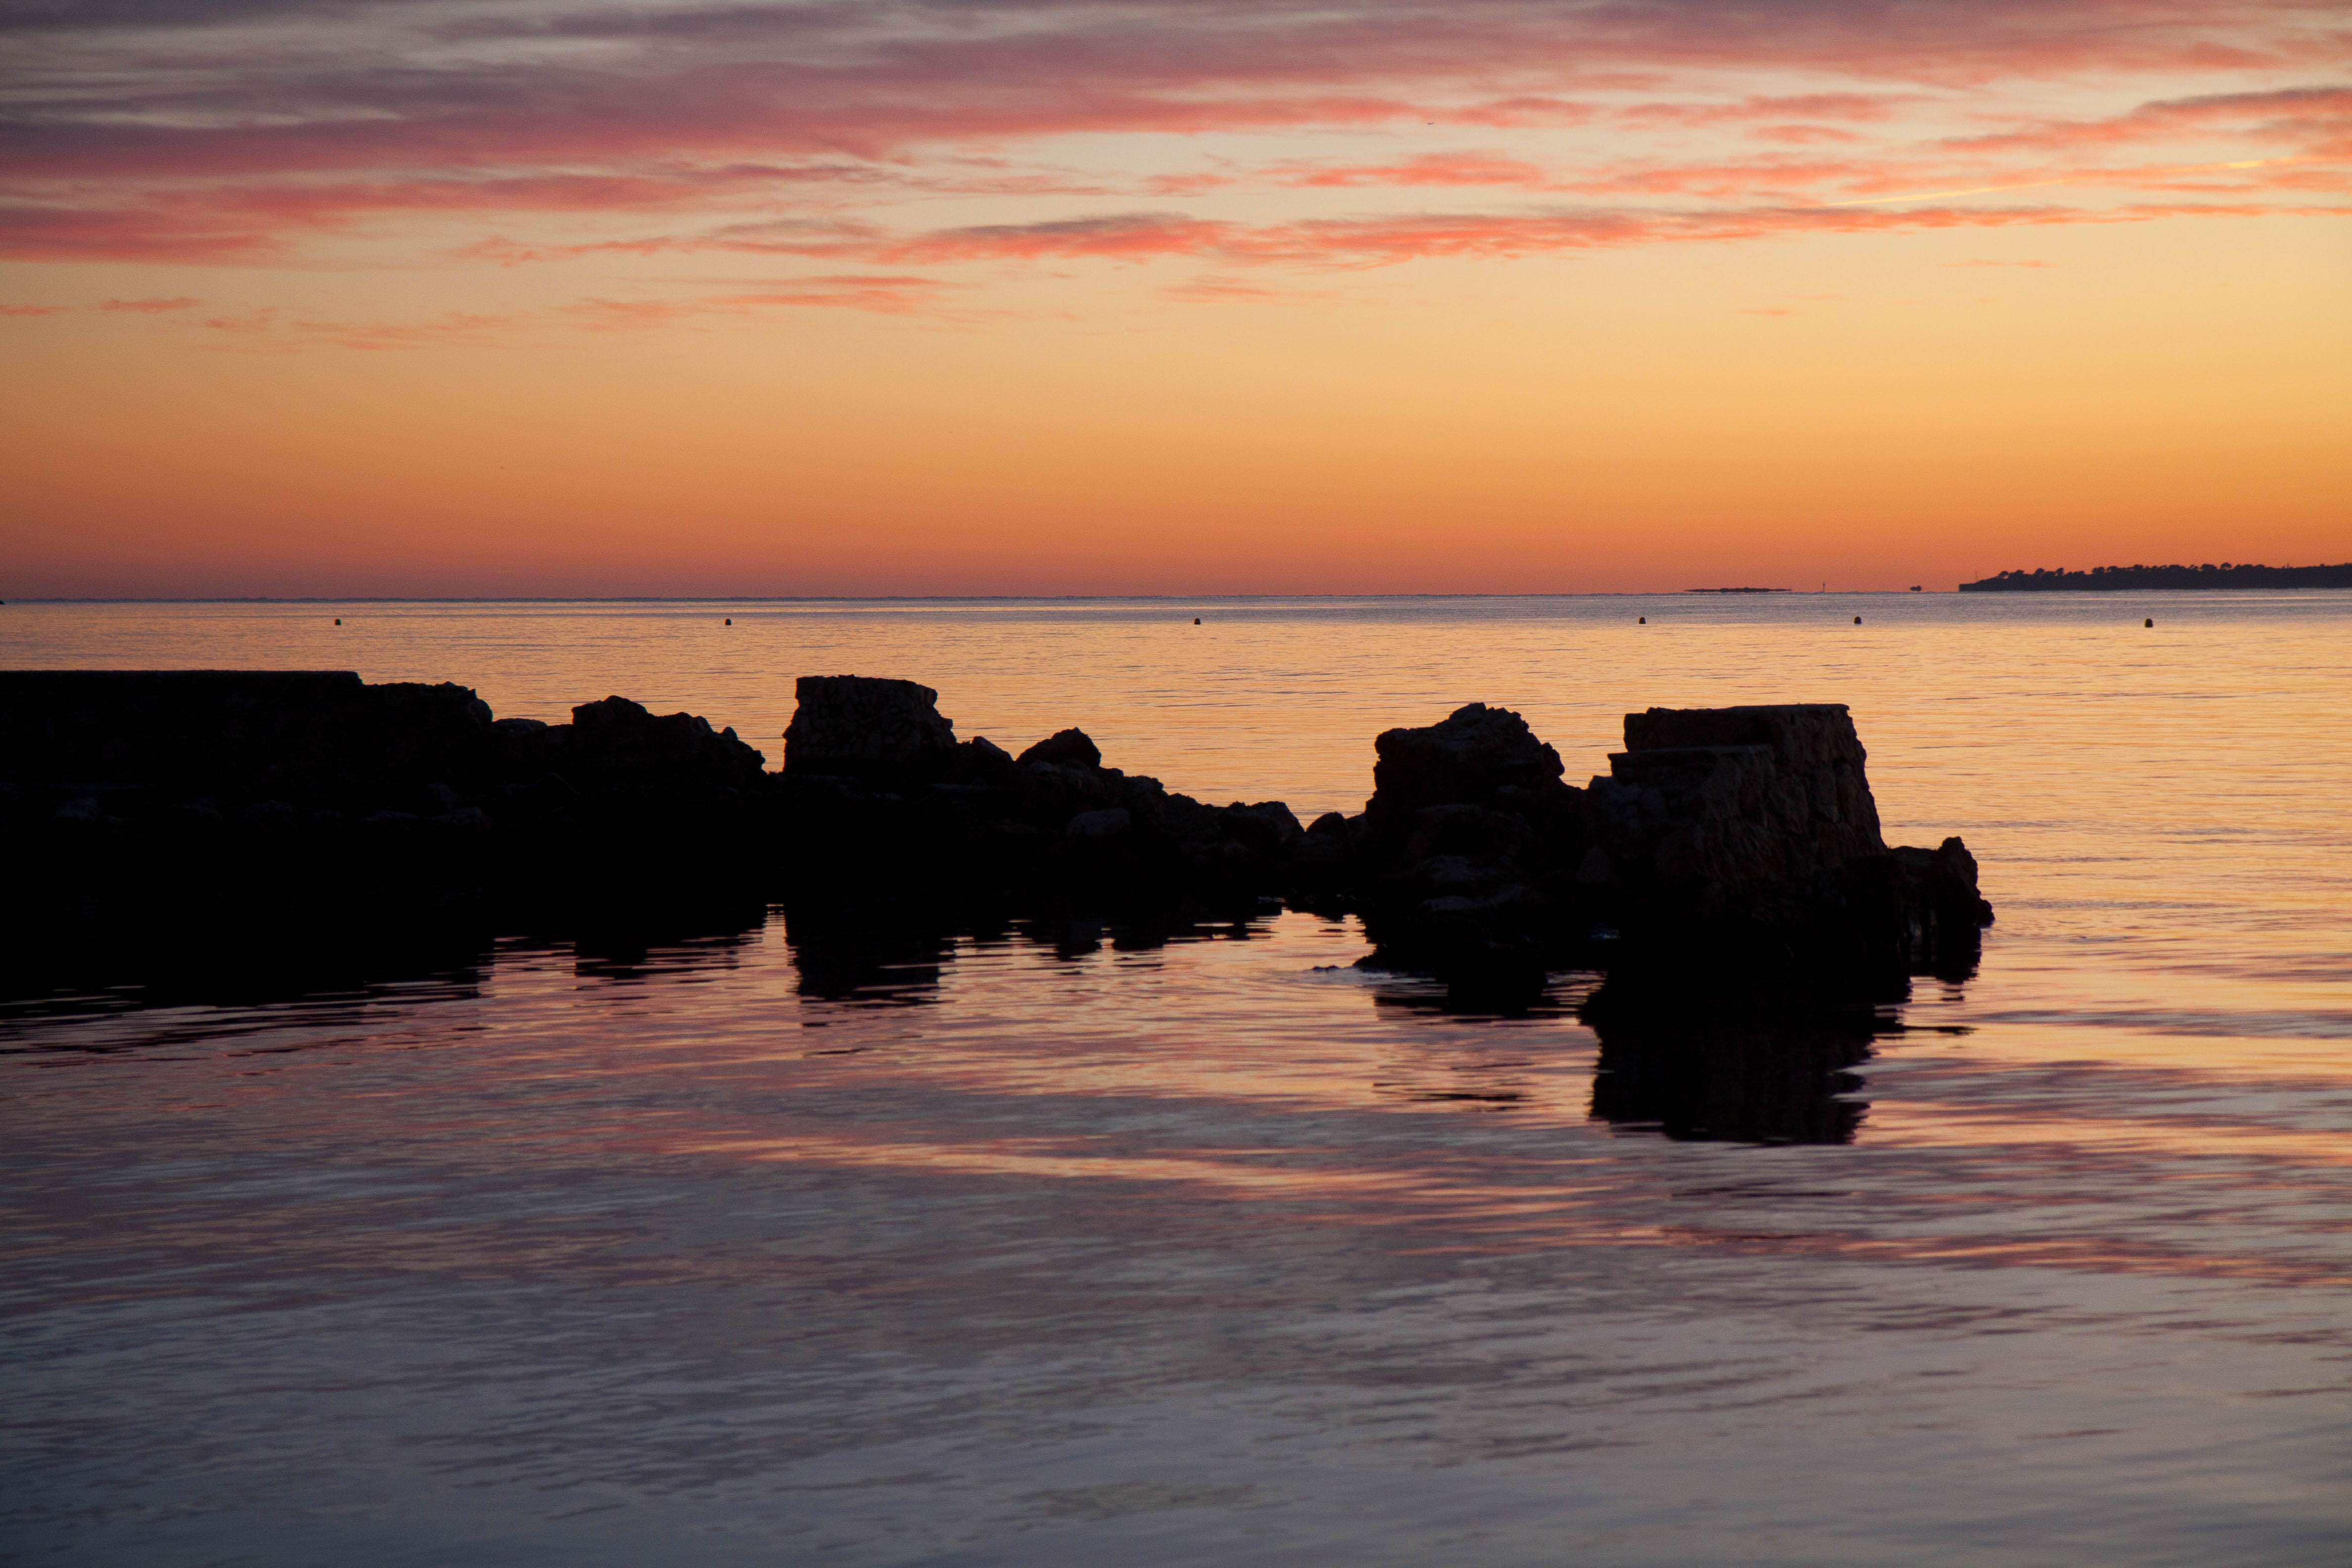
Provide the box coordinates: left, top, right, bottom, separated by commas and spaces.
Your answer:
1332, 698, 1992, 995
1066, 807, 1132, 839
1019, 728, 1102, 769
784, 675, 958, 778
769, 678, 1309, 909
565, 694, 768, 792
1570, 702, 1990, 993
3, 669, 782, 961
1340, 701, 1599, 976
1893, 834, 1995, 981
1603, 703, 1884, 885
2, 669, 1994, 1006
1369, 703, 1568, 825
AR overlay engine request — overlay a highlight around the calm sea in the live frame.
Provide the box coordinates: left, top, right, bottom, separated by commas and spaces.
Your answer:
4, 594, 2349, 1565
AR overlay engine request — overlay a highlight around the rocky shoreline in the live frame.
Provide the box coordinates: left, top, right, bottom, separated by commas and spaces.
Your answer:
3, 669, 1990, 1007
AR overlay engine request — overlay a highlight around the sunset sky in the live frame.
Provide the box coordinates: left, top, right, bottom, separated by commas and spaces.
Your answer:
3, 0, 2347, 596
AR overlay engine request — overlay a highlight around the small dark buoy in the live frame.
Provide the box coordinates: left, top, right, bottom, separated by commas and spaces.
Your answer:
1193, 617, 1200, 625
725, 617, 732, 625
334, 617, 341, 625
1853, 615, 1862, 624
2145, 617, 2153, 628
1638, 616, 1646, 624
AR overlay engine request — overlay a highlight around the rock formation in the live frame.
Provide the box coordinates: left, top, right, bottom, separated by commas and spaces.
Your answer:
1339, 698, 1988, 994
782, 675, 958, 778
773, 677, 1308, 903
2, 669, 1991, 1007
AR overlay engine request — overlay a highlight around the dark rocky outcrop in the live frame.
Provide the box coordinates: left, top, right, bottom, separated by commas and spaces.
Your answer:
3, 669, 1992, 1012
1591, 703, 1987, 989
773, 678, 1308, 908
1335, 699, 1989, 1001
2, 671, 775, 997
783, 675, 958, 779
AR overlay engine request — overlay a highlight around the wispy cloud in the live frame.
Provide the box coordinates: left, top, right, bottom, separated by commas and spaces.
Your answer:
525, 197, 2309, 275
3, 0, 2342, 290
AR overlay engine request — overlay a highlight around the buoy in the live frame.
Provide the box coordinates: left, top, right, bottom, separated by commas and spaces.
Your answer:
725, 617, 732, 625
1193, 617, 1201, 625
2145, 618, 2153, 628
1853, 615, 1862, 624
1637, 616, 1646, 624
334, 618, 341, 625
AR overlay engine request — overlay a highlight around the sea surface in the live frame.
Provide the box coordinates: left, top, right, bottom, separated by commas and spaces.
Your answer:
3, 593, 2349, 1565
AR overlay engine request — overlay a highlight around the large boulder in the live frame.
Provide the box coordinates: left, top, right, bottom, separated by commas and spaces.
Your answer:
783, 675, 959, 778
1582, 703, 1991, 991
1591, 704, 1888, 906
1019, 728, 1102, 769
1368, 703, 1567, 824
1617, 703, 1883, 866
565, 695, 768, 792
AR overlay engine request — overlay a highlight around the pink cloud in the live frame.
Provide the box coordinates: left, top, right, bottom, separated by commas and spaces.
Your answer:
1748, 124, 1867, 145
1948, 85, 2352, 155
713, 274, 951, 314
2, 302, 66, 316
1619, 94, 1906, 127
555, 197, 2326, 276
1144, 172, 1238, 196
1162, 276, 1333, 303
1447, 98, 1607, 128
101, 295, 201, 312
0, 0, 2341, 272
1275, 152, 1549, 188
0, 204, 286, 262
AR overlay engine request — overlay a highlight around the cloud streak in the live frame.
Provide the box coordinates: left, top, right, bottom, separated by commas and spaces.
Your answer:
2, 0, 2342, 287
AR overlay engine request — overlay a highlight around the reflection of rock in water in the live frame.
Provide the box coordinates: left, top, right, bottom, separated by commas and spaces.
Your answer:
781, 903, 954, 1006
1585, 997, 1876, 1145
0, 896, 499, 1022
779, 896, 1288, 1006
1360, 957, 1595, 1021
570, 919, 763, 985
1360, 974, 1599, 1112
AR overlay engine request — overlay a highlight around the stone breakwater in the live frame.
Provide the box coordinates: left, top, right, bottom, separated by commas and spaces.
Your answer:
2, 670, 1990, 999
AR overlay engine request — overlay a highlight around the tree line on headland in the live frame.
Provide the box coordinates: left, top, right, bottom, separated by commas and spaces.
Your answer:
1959, 562, 2352, 591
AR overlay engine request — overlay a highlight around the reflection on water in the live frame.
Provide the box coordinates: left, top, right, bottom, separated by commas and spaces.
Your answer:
1586, 1007, 1877, 1145
3, 594, 2349, 1565
5, 904, 2346, 1566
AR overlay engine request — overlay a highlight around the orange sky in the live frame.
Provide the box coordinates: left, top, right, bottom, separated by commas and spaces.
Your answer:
2, 0, 2347, 596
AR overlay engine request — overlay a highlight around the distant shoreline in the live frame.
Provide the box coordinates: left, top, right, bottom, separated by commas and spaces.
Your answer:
1960, 563, 2352, 592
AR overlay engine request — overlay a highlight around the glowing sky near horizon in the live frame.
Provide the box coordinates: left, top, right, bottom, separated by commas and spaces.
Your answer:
2, 0, 2347, 596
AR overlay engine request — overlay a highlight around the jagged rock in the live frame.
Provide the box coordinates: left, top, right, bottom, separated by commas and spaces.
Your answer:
1020, 729, 1103, 769
1219, 801, 1305, 854
961, 735, 1017, 781
5, 668, 1994, 1002
1611, 703, 1884, 874
1368, 703, 1568, 827
1892, 835, 1995, 980
568, 695, 767, 792
783, 675, 958, 777
1343, 702, 1598, 973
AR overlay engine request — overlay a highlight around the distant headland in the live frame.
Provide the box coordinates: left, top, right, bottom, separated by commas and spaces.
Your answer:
1960, 563, 2352, 592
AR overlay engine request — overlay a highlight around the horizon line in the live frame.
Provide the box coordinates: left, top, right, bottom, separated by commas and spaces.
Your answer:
6, 589, 1949, 605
